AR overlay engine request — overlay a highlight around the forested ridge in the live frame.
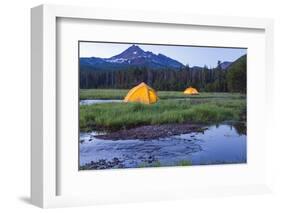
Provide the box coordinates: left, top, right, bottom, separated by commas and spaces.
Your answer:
80, 55, 246, 93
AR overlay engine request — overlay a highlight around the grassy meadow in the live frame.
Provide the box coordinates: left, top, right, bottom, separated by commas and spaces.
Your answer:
80, 89, 245, 100
80, 89, 246, 132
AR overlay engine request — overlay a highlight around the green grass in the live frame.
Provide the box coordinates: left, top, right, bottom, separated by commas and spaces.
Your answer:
80, 94, 246, 132
138, 160, 162, 168
80, 89, 246, 100
80, 89, 128, 100
177, 160, 192, 166
137, 160, 192, 168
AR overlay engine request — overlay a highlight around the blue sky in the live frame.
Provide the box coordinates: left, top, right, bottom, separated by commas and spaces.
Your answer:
80, 42, 247, 68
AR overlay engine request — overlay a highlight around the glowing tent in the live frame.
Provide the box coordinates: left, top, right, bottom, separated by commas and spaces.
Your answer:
124, 82, 158, 104
184, 87, 199, 95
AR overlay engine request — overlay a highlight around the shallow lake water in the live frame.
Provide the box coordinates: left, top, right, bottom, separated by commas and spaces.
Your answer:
80, 124, 246, 169
80, 99, 122, 105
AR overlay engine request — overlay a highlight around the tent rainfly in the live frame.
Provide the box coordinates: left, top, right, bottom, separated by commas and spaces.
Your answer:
184, 87, 199, 95
124, 82, 158, 104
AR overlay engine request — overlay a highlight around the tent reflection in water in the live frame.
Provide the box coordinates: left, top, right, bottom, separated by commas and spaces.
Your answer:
124, 82, 158, 104
184, 86, 199, 95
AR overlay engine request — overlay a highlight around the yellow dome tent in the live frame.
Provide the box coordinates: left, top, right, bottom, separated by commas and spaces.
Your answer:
184, 87, 199, 95
124, 82, 158, 104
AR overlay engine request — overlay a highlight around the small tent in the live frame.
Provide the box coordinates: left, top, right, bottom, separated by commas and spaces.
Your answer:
184, 87, 199, 95
124, 82, 158, 104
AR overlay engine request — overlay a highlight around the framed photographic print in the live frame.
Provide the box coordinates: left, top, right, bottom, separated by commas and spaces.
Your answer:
31, 4, 274, 208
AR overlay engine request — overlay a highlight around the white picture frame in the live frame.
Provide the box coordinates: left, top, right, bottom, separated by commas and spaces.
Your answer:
31, 4, 274, 208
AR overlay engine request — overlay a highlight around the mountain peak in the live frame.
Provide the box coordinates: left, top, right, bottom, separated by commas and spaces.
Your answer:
128, 44, 143, 51
83, 44, 184, 70
121, 45, 145, 56
108, 45, 145, 61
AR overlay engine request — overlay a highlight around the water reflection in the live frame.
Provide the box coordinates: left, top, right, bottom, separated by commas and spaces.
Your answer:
232, 122, 246, 135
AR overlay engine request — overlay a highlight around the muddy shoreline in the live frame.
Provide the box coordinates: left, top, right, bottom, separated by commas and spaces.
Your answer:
94, 123, 207, 140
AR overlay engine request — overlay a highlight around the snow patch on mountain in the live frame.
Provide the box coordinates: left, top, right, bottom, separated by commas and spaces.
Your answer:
105, 58, 128, 63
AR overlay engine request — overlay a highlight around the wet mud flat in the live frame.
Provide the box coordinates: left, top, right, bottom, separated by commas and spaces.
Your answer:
95, 123, 207, 141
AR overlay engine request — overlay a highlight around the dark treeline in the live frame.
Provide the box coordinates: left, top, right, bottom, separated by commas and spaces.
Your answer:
80, 55, 246, 93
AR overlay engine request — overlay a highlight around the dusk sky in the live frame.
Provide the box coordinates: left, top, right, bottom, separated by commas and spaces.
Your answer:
80, 42, 247, 68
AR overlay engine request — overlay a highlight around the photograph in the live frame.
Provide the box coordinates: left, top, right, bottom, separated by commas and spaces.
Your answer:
79, 41, 247, 170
